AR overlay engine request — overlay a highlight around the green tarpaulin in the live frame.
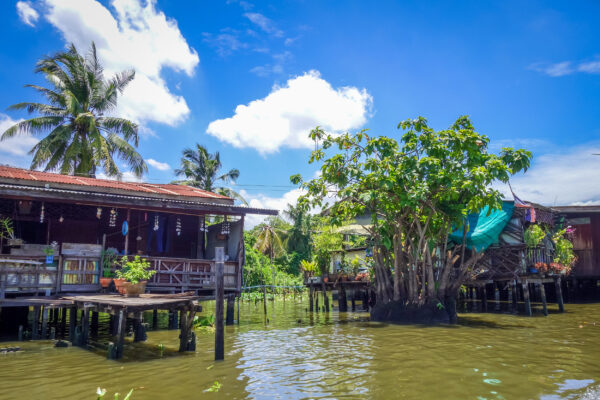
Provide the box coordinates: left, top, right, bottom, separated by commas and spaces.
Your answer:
449, 201, 515, 251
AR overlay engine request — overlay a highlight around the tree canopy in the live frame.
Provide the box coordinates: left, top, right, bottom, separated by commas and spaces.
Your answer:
1, 43, 145, 178
292, 116, 532, 321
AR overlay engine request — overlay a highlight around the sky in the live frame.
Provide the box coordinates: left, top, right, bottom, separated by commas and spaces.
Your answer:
1, 0, 600, 227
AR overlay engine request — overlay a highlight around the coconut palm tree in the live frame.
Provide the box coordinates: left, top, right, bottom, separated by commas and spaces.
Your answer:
254, 219, 286, 289
174, 143, 246, 203
1, 43, 146, 178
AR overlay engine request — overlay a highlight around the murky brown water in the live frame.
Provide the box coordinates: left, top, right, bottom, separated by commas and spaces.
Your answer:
1, 297, 600, 399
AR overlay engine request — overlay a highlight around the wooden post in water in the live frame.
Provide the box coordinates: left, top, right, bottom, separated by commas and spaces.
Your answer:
215, 247, 225, 361
91, 311, 99, 336
539, 283, 548, 316
351, 290, 356, 312
309, 285, 314, 312
113, 309, 127, 359
494, 283, 501, 312
322, 283, 330, 312
69, 307, 77, 342
471, 286, 478, 312
226, 294, 235, 325
511, 281, 518, 312
315, 289, 319, 312
81, 307, 90, 347
60, 307, 67, 337
18, 325, 23, 341
481, 285, 488, 312
363, 290, 369, 311
41, 306, 48, 339
555, 277, 565, 313
522, 280, 532, 316
507, 282, 514, 313
339, 285, 348, 312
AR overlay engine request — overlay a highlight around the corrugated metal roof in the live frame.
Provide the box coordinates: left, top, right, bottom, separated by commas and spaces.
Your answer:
0, 165, 230, 201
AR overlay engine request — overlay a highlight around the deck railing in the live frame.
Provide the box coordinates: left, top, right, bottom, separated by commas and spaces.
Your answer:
0, 254, 240, 297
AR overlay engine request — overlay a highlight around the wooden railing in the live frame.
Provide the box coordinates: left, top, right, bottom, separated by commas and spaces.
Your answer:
146, 257, 239, 292
0, 256, 57, 298
0, 254, 241, 297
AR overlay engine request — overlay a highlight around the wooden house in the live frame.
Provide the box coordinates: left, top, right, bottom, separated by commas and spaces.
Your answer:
0, 166, 276, 298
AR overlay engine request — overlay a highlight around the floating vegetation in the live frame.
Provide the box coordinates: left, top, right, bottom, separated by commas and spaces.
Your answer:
96, 388, 133, 400
205, 381, 222, 393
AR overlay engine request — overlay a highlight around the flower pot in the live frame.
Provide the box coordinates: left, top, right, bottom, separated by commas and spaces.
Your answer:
323, 277, 329, 283
124, 281, 147, 297
100, 277, 113, 288
113, 278, 128, 294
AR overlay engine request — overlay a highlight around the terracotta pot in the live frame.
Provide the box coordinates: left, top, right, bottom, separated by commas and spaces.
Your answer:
113, 278, 128, 294
124, 281, 147, 297
323, 277, 329, 283
100, 277, 113, 288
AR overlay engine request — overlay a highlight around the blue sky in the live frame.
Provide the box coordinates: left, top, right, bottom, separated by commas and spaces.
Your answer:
1, 0, 600, 225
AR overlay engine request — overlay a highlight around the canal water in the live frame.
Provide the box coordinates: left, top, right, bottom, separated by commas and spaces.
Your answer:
1, 298, 599, 399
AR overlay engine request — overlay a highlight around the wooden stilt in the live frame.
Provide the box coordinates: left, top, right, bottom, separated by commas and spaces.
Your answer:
351, 290, 356, 312
263, 285, 268, 316
555, 277, 565, 313
31, 306, 40, 340
481, 285, 488, 312
133, 316, 147, 342
522, 280, 532, 316
339, 285, 348, 312
60, 307, 67, 337
511, 280, 518, 312
471, 286, 479, 312
539, 283, 548, 316
80, 307, 90, 347
91, 311, 99, 336
226, 295, 235, 325
309, 285, 314, 312
362, 290, 369, 311
113, 309, 127, 359
41, 306, 48, 339
494, 283, 501, 311
315, 289, 319, 312
237, 295, 240, 324
68, 307, 77, 342
322, 283, 330, 312
18, 325, 23, 341
152, 309, 158, 330
215, 247, 225, 361
507, 282, 514, 313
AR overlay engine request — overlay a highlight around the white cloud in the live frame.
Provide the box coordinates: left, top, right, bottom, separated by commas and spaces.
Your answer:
16, 1, 39, 26
244, 12, 283, 37
44, 0, 199, 126
206, 70, 373, 154
202, 31, 247, 56
96, 171, 144, 182
495, 143, 600, 206
241, 188, 305, 228
250, 51, 291, 77
0, 114, 39, 156
146, 158, 170, 171
531, 59, 600, 77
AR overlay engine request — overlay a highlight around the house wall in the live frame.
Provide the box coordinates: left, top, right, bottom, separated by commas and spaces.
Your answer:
566, 213, 600, 278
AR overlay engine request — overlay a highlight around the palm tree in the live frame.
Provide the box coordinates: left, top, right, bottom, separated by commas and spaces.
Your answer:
254, 219, 286, 289
174, 143, 246, 203
1, 43, 146, 178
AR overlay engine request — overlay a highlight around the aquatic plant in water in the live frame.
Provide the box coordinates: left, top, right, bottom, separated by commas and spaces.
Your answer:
205, 382, 222, 393
96, 388, 133, 400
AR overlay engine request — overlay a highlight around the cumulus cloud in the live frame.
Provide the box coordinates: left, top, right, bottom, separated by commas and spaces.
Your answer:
0, 114, 39, 156
44, 0, 199, 126
207, 70, 373, 154
146, 158, 170, 171
531, 59, 600, 77
241, 188, 305, 228
495, 143, 600, 206
16, 1, 39, 26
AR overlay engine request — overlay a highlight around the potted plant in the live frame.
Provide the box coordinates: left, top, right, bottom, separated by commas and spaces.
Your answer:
0, 216, 21, 247
100, 249, 118, 288
114, 255, 156, 297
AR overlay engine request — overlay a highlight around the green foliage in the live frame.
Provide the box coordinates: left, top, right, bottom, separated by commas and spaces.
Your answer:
193, 314, 215, 328
312, 220, 344, 274
205, 381, 222, 393
173, 143, 246, 204
43, 246, 55, 256
300, 259, 318, 276
524, 224, 547, 248
101, 248, 118, 278
96, 388, 133, 400
0, 216, 14, 240
2, 43, 145, 178
293, 116, 532, 305
552, 229, 576, 268
114, 256, 156, 284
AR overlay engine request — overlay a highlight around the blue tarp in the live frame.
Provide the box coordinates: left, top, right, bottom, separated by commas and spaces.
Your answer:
449, 201, 515, 251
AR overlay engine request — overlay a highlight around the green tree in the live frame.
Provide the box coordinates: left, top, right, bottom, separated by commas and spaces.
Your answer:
292, 116, 531, 323
1, 43, 145, 178
174, 143, 246, 203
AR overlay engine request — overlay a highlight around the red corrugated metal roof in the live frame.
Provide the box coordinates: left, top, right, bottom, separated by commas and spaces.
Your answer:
0, 165, 231, 201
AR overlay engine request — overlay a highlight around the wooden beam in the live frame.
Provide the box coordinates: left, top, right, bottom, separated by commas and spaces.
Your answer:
539, 283, 548, 316
214, 247, 225, 361
555, 277, 565, 313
